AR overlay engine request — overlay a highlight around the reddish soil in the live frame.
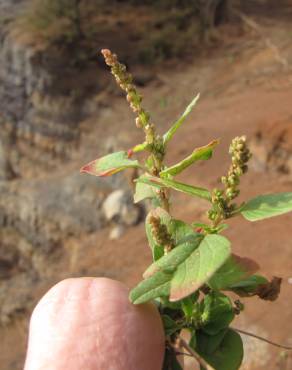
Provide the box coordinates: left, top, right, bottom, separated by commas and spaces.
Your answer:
2, 4, 292, 370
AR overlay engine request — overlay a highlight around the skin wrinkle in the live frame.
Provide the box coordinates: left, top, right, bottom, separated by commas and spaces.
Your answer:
25, 278, 165, 370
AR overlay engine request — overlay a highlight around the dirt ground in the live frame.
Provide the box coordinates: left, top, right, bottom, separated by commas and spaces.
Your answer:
1, 3, 292, 370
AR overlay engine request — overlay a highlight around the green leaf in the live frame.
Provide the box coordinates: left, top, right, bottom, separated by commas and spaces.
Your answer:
80, 151, 141, 177
170, 235, 231, 301
162, 315, 181, 336
230, 274, 268, 289
131, 142, 149, 153
129, 271, 171, 304
200, 329, 243, 370
197, 329, 243, 370
181, 297, 195, 319
136, 175, 211, 201
132, 233, 231, 304
229, 274, 268, 296
208, 254, 259, 290
160, 140, 219, 177
163, 93, 200, 144
189, 331, 197, 349
196, 329, 227, 355
160, 297, 182, 311
200, 292, 234, 335
241, 192, 292, 221
144, 232, 204, 278
134, 182, 156, 203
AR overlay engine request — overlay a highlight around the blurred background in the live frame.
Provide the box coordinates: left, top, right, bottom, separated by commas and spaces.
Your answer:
0, 0, 292, 369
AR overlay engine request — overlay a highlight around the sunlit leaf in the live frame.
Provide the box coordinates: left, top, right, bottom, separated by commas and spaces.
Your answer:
241, 192, 292, 221
170, 235, 231, 301
131, 234, 231, 304
80, 151, 141, 177
197, 329, 243, 370
134, 182, 156, 203
208, 254, 259, 290
132, 141, 149, 153
160, 140, 219, 177
143, 232, 203, 278
163, 93, 200, 144
136, 175, 211, 201
129, 271, 171, 304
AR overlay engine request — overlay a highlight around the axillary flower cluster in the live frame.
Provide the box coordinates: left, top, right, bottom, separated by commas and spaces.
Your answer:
208, 136, 252, 226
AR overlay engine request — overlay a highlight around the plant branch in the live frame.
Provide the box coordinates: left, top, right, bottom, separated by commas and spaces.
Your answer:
232, 327, 292, 350
178, 336, 215, 370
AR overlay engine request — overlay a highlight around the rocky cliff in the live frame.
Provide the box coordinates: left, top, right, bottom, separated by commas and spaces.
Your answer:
0, 22, 80, 179
0, 0, 141, 330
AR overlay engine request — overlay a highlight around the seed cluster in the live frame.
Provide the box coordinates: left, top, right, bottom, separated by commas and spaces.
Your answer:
102, 49, 169, 210
101, 49, 155, 144
208, 136, 251, 224
208, 188, 236, 222
222, 136, 252, 201
149, 215, 174, 254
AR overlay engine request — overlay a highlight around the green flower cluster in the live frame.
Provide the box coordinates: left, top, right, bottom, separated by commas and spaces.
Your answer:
208, 136, 251, 224
101, 49, 155, 144
222, 136, 252, 201
101, 49, 169, 209
149, 215, 174, 254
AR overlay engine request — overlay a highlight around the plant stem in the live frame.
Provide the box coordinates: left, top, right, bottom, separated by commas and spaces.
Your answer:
232, 327, 292, 350
178, 336, 215, 370
212, 214, 223, 228
150, 152, 170, 212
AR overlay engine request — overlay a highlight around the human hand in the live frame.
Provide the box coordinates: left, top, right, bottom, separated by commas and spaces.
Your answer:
24, 278, 165, 370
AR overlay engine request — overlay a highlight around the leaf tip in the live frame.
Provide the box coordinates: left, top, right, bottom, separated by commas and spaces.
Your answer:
80, 163, 91, 174
127, 149, 134, 158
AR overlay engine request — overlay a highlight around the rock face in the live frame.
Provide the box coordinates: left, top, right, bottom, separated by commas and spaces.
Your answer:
103, 189, 141, 226
0, 0, 24, 17
0, 169, 128, 322
0, 34, 81, 178
0, 0, 103, 179
250, 120, 292, 175
0, 1, 142, 329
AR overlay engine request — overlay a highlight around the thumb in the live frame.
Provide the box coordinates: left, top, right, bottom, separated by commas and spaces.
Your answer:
24, 278, 165, 370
